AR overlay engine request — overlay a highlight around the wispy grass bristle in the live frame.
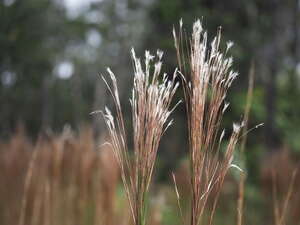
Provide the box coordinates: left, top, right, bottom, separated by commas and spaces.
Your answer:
101, 48, 179, 225
173, 19, 243, 225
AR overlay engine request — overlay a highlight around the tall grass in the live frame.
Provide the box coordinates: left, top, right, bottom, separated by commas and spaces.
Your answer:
261, 149, 300, 224
237, 62, 255, 225
1, 129, 298, 225
100, 49, 179, 225
272, 168, 298, 225
0, 126, 120, 225
173, 19, 243, 225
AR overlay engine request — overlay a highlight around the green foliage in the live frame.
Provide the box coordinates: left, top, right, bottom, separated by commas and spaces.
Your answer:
277, 69, 300, 152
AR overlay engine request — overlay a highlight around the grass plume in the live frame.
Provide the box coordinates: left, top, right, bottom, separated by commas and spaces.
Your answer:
101, 48, 179, 225
173, 19, 243, 225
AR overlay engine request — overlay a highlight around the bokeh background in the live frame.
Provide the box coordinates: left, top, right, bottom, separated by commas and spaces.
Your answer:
1, 0, 300, 225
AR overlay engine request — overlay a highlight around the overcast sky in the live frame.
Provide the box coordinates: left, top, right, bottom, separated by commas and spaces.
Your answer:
64, 0, 103, 18
64, 0, 103, 9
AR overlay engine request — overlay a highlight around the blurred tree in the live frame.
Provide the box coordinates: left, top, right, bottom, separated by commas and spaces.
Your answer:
1, 0, 300, 158
0, 0, 78, 136
0, 0, 152, 138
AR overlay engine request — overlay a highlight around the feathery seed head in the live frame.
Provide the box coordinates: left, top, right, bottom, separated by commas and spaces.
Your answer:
101, 47, 179, 225
173, 19, 243, 225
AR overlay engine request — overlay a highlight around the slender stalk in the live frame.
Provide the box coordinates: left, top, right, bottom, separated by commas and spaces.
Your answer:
237, 61, 255, 225
19, 144, 39, 225
272, 169, 298, 225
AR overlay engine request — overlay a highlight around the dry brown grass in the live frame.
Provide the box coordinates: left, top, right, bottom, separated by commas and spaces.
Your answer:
0, 126, 120, 225
236, 62, 255, 225
261, 149, 300, 224
0, 125, 32, 225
